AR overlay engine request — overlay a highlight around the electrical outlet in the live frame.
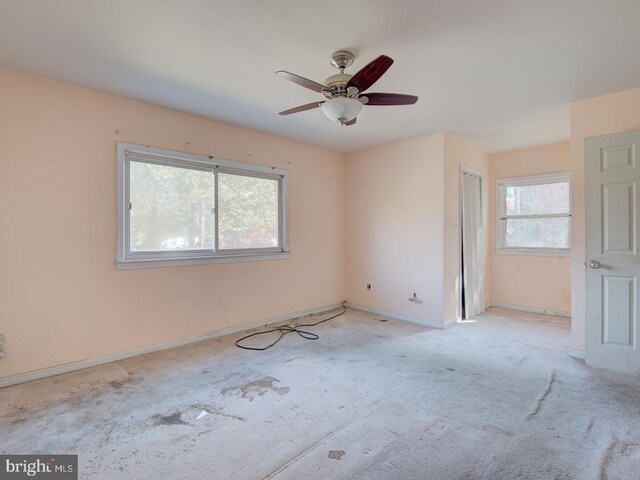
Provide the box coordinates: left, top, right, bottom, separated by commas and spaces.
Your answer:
0, 333, 4, 358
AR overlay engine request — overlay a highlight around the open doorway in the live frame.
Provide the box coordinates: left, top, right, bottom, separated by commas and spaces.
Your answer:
460, 167, 485, 320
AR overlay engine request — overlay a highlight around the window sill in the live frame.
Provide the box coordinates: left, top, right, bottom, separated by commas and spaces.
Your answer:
495, 248, 570, 258
116, 252, 290, 270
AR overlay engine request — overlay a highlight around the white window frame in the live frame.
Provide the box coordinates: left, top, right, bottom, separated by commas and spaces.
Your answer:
116, 142, 289, 269
496, 172, 571, 257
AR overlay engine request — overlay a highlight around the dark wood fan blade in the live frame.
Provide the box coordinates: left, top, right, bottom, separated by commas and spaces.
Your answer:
345, 117, 357, 126
363, 93, 418, 106
278, 101, 324, 115
346, 55, 394, 93
276, 71, 326, 93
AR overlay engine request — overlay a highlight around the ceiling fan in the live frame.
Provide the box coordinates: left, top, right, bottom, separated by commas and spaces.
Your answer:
276, 50, 418, 126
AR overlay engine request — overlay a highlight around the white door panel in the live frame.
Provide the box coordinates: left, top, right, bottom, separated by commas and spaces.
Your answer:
586, 131, 640, 373
461, 171, 484, 319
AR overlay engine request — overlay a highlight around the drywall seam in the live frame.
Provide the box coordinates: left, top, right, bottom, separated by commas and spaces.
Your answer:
0, 302, 344, 389
489, 302, 571, 318
345, 302, 452, 329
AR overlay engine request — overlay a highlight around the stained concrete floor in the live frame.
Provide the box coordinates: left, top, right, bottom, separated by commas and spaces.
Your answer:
1, 307, 640, 479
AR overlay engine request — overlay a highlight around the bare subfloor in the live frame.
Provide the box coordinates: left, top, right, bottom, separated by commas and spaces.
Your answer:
2, 308, 640, 479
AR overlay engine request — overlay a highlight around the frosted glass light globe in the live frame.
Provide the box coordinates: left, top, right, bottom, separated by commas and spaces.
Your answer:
321, 97, 363, 124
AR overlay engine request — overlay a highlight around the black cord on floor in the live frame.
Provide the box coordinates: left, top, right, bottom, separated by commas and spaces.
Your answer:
235, 303, 347, 351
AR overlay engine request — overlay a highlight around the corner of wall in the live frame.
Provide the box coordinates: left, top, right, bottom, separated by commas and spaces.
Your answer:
344, 133, 446, 323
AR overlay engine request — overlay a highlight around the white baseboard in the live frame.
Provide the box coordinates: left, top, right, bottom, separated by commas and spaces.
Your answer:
487, 302, 571, 318
345, 302, 452, 330
0, 302, 345, 389
443, 317, 459, 328
568, 349, 586, 360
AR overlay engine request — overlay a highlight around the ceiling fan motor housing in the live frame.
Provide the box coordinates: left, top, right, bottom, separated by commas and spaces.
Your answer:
324, 73, 353, 89
324, 74, 358, 100
324, 51, 358, 99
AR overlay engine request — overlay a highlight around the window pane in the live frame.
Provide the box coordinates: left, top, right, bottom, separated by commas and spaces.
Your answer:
506, 217, 570, 249
130, 161, 214, 252
505, 182, 569, 215
218, 173, 279, 249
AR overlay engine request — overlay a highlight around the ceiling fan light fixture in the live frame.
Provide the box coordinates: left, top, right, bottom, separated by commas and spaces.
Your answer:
277, 52, 418, 123
321, 97, 363, 124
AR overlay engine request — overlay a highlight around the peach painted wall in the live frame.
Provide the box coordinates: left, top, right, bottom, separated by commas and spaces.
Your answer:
443, 134, 491, 322
345, 134, 446, 324
0, 68, 346, 379
570, 87, 640, 352
489, 142, 571, 315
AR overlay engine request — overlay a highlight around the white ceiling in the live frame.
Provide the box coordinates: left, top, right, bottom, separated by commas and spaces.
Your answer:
1, 0, 640, 154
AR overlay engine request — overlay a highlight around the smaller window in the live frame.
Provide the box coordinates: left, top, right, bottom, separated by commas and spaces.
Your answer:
496, 173, 571, 256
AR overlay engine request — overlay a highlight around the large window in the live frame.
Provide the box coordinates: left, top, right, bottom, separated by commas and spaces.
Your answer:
117, 143, 288, 269
496, 173, 570, 256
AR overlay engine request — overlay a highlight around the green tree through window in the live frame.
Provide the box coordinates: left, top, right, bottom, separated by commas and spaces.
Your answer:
118, 143, 287, 268
497, 173, 571, 253
130, 162, 213, 251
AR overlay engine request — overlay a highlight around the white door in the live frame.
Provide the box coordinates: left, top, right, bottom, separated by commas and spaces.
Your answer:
461, 170, 484, 319
585, 130, 640, 373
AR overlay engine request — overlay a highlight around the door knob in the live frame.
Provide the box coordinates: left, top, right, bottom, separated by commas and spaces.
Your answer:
588, 260, 601, 269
